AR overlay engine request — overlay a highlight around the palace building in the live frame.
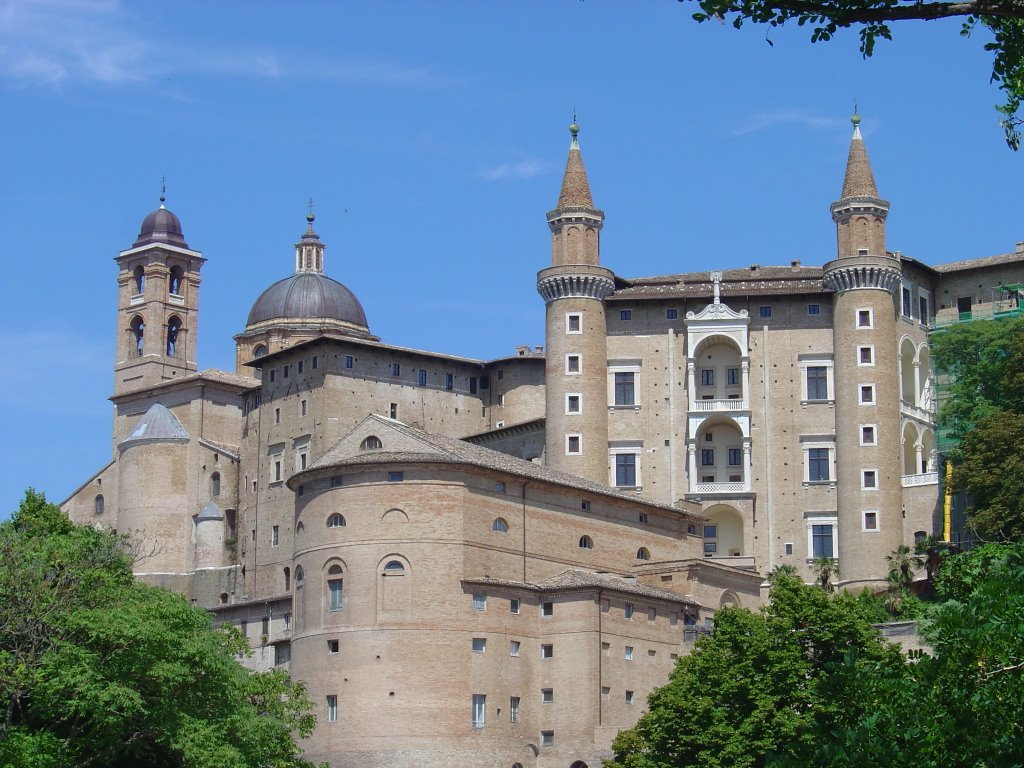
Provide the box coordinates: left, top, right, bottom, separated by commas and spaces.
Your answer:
62, 117, 1022, 768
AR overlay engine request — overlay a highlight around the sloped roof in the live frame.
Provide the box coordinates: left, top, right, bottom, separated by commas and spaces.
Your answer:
196, 501, 224, 521
119, 403, 190, 449
303, 414, 703, 521
840, 121, 880, 199
611, 266, 829, 300
463, 569, 698, 605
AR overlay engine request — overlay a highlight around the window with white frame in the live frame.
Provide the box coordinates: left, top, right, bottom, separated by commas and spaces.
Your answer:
798, 354, 834, 402
472, 594, 486, 611
326, 695, 338, 722
566, 353, 581, 374
807, 515, 838, 558
541, 688, 554, 703
566, 312, 582, 334
472, 637, 486, 653
509, 696, 520, 723
625, 645, 634, 660
541, 731, 554, 747
857, 308, 873, 329
566, 433, 582, 454
858, 345, 875, 366
860, 425, 877, 446
802, 437, 835, 483
471, 694, 486, 728
626, 690, 635, 704
510, 640, 520, 656
541, 601, 554, 617
566, 393, 581, 414
271, 525, 280, 546
863, 510, 880, 532
541, 644, 553, 659
610, 444, 642, 488
860, 384, 876, 404
862, 469, 878, 489
608, 361, 641, 407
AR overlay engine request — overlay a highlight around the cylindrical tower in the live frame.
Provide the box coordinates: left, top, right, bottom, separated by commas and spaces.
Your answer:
538, 123, 614, 484
823, 114, 904, 588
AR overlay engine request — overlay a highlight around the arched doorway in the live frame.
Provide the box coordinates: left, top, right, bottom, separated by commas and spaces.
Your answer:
703, 505, 744, 557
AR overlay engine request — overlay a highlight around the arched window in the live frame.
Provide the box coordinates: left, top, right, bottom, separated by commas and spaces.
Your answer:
327, 513, 346, 528
168, 266, 183, 296
94, 494, 104, 515
130, 316, 144, 356
360, 435, 382, 450
492, 517, 509, 533
295, 565, 304, 586
636, 547, 650, 561
166, 316, 182, 357
210, 472, 221, 497
283, 567, 291, 592
133, 265, 145, 294
253, 344, 268, 359
383, 560, 405, 573
326, 564, 343, 611
578, 535, 594, 550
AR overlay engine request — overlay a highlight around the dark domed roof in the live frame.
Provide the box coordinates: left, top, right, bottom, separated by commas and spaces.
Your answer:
134, 205, 188, 248
246, 272, 369, 329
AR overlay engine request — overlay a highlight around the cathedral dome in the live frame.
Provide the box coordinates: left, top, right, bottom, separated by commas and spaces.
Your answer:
134, 204, 188, 248
246, 271, 369, 330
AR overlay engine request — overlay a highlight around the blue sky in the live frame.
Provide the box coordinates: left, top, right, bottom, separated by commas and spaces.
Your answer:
1, 0, 1020, 514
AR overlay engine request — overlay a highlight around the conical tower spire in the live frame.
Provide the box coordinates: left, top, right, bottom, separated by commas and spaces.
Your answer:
556, 121, 595, 209
840, 113, 879, 199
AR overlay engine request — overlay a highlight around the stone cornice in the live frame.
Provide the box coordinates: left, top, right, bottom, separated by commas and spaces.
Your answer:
537, 271, 615, 303
822, 255, 901, 294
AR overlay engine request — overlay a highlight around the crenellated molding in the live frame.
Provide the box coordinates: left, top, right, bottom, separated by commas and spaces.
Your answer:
822, 255, 901, 294
536, 266, 615, 303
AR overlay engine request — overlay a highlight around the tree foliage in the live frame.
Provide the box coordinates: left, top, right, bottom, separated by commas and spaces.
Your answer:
0, 490, 322, 768
681, 0, 1024, 149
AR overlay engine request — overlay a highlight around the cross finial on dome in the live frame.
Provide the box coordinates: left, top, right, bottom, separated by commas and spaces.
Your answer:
160, 176, 167, 208
307, 196, 315, 224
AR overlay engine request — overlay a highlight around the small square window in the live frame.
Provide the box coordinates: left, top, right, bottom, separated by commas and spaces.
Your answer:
624, 646, 634, 660
861, 425, 876, 445
858, 346, 874, 365
666, 308, 678, 319
784, 542, 794, 555
857, 309, 873, 328
860, 385, 875, 404
510, 598, 520, 614
388, 471, 404, 482
541, 601, 554, 617
759, 306, 772, 318
331, 475, 343, 488
327, 639, 339, 654
541, 644, 553, 659
510, 640, 520, 656
566, 354, 581, 373
472, 637, 486, 653
496, 481, 506, 493
472, 594, 486, 611
566, 394, 581, 413
625, 690, 635, 704
620, 310, 632, 321
541, 688, 553, 703
807, 304, 820, 316
864, 511, 879, 531
581, 500, 591, 511
567, 313, 581, 333
566, 434, 581, 454
344, 355, 354, 369
863, 470, 877, 488
639, 512, 648, 524
541, 731, 554, 747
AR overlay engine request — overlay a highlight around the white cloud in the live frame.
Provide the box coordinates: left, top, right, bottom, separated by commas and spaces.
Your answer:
481, 159, 550, 181
732, 109, 846, 136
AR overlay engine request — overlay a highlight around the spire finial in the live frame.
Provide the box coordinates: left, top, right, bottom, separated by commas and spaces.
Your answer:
306, 196, 315, 224
711, 271, 723, 304
159, 176, 166, 208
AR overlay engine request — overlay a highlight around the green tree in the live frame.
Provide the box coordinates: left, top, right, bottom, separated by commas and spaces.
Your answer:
812, 556, 838, 592
681, 0, 1024, 149
951, 410, 1024, 540
606, 571, 900, 768
0, 490, 322, 768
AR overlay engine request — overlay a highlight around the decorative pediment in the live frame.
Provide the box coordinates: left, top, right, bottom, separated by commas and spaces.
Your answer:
685, 271, 750, 323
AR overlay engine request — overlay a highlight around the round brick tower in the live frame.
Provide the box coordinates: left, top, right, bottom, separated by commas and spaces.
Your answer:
823, 114, 904, 588
538, 122, 614, 484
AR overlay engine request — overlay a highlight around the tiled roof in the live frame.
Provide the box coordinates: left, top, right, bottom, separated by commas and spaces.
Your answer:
306, 415, 704, 521
556, 141, 595, 209
463, 569, 698, 605
932, 250, 1024, 274
611, 266, 829, 300
840, 123, 879, 199
244, 332, 486, 367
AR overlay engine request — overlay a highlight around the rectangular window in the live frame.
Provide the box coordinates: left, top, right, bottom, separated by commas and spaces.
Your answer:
858, 346, 874, 366
275, 407, 281, 425
624, 602, 634, 619
388, 471, 403, 482
469, 377, 478, 394
566, 394, 581, 413
860, 384, 875, 404
312, 356, 318, 369
541, 601, 554, 617
861, 425, 876, 445
581, 500, 591, 512
701, 449, 715, 466
639, 512, 648, 524
615, 453, 636, 487
807, 366, 828, 400
472, 594, 486, 611
857, 309, 873, 328
328, 639, 339, 654
620, 309, 632, 321
902, 286, 913, 317
326, 695, 337, 723
700, 368, 715, 386
510, 696, 520, 723
614, 372, 635, 405
299, 453, 307, 470
812, 524, 835, 558
919, 296, 929, 323
444, 373, 454, 391
785, 542, 794, 556
863, 469, 878, 489
300, 399, 307, 416
496, 481, 506, 494
566, 354, 581, 373
808, 304, 820, 316
471, 694, 486, 729
666, 308, 678, 319
648, 607, 656, 621
418, 369, 427, 386
328, 578, 343, 611
344, 355, 354, 369
567, 313, 581, 333
510, 598, 520, 614
864, 511, 879, 531
808, 448, 830, 482
388, 402, 398, 420
541, 644, 553, 659
271, 525, 279, 546
298, 360, 304, 374
759, 306, 772, 318
625, 646, 634, 660
626, 690, 635, 705
726, 367, 740, 386
270, 370, 276, 382
541, 688, 554, 703
728, 448, 742, 466
541, 731, 554, 747
510, 640, 520, 656
390, 362, 400, 377
331, 475, 343, 488
472, 637, 486, 653
283, 365, 290, 379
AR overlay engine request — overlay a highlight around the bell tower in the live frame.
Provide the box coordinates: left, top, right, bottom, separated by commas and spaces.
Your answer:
538, 122, 614, 483
114, 191, 205, 395
823, 115, 903, 588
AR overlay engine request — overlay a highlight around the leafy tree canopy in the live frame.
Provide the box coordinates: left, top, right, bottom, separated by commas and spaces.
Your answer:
0, 490, 322, 768
681, 0, 1024, 149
